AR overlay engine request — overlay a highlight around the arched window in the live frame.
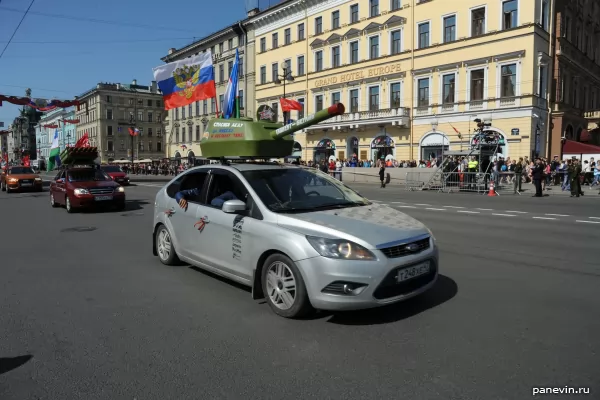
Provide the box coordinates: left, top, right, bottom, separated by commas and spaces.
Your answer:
316, 139, 335, 149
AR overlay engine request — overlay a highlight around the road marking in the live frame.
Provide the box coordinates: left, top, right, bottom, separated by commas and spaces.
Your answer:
589, 217, 600, 220
457, 210, 480, 214
533, 217, 557, 220
545, 213, 569, 217
505, 210, 528, 214
370, 200, 382, 202
396, 205, 417, 208
492, 213, 516, 217
391, 201, 405, 204
443, 206, 465, 209
476, 208, 493, 211
576, 220, 600, 224
425, 208, 446, 211
415, 203, 432, 206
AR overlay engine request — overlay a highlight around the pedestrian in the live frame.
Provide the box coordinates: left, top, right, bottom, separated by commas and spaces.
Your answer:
514, 157, 523, 193
531, 158, 544, 197
570, 158, 584, 197
379, 163, 386, 188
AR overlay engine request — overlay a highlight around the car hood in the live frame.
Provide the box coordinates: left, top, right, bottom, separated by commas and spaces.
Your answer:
276, 202, 430, 249
70, 181, 119, 189
7, 174, 40, 179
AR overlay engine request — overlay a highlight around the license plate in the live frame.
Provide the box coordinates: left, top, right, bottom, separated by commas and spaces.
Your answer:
95, 195, 113, 201
20, 183, 32, 187
397, 261, 430, 283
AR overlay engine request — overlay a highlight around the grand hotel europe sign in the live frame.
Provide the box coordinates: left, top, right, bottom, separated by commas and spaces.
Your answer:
314, 63, 402, 88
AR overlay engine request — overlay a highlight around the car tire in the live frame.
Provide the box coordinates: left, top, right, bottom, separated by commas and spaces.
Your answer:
50, 193, 58, 208
0, 181, 5, 191
65, 196, 75, 213
261, 253, 314, 318
155, 224, 179, 266
5, 185, 11, 194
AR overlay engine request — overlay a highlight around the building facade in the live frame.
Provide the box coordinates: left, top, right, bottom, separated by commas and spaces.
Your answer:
75, 80, 166, 163
9, 107, 43, 161
34, 108, 75, 160
251, 0, 555, 163
161, 9, 258, 162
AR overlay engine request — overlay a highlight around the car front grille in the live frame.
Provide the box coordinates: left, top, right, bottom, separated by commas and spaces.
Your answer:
19, 179, 33, 184
380, 237, 430, 258
372, 260, 437, 300
89, 187, 114, 195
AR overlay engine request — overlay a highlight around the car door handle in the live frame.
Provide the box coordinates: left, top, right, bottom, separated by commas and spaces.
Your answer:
164, 208, 175, 216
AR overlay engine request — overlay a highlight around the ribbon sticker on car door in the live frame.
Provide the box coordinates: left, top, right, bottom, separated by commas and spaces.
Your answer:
194, 216, 209, 232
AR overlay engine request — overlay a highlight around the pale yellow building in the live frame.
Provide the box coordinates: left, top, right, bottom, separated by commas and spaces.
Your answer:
250, 0, 552, 163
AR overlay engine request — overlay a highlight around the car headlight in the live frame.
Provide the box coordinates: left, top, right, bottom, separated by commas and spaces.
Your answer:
306, 236, 376, 260
116, 186, 125, 192
35, 177, 42, 181
8, 178, 17, 183
426, 228, 436, 243
74, 188, 90, 195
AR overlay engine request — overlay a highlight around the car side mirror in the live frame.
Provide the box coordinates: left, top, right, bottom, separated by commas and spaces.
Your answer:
222, 199, 246, 213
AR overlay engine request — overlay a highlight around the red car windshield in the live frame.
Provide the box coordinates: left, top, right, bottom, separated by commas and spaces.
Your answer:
67, 170, 111, 182
9, 167, 35, 174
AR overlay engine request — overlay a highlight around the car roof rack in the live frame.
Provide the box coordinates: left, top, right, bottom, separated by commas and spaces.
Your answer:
208, 156, 281, 166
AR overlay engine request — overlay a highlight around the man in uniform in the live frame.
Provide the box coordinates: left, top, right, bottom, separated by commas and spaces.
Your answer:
569, 158, 584, 197
531, 158, 544, 197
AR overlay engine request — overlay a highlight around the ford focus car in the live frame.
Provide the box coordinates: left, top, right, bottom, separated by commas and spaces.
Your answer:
101, 165, 130, 185
152, 163, 438, 318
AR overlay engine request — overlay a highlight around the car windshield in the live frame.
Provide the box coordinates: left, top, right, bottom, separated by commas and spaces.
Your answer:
101, 166, 123, 173
9, 167, 35, 174
68, 170, 110, 182
241, 167, 370, 213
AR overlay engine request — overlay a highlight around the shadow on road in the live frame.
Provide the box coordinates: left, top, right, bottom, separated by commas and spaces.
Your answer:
0, 355, 33, 375
188, 266, 252, 294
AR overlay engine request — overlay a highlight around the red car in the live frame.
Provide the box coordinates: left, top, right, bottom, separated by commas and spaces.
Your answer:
49, 167, 126, 213
101, 165, 130, 185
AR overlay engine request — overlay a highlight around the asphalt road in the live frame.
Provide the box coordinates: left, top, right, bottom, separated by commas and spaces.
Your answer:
1, 181, 598, 400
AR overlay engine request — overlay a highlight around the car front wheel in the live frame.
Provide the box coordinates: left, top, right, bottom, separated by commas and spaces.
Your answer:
50, 193, 58, 207
65, 196, 75, 213
156, 225, 179, 265
261, 254, 313, 318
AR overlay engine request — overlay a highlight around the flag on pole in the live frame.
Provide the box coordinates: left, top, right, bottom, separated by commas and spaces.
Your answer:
152, 51, 216, 111
223, 49, 240, 119
448, 123, 462, 139
74, 132, 91, 147
280, 98, 303, 112
47, 129, 61, 171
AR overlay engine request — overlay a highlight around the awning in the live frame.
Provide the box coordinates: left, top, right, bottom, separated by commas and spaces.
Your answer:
562, 140, 600, 154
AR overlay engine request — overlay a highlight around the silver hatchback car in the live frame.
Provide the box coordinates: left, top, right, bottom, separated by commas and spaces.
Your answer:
152, 162, 439, 318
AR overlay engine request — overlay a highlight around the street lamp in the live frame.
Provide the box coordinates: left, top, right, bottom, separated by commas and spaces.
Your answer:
273, 66, 295, 123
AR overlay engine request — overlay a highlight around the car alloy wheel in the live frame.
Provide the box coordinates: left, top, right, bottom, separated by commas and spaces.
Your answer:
50, 194, 56, 207
66, 197, 73, 213
155, 225, 179, 265
265, 261, 297, 310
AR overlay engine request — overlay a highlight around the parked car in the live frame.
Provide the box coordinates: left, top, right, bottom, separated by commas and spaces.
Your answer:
152, 163, 439, 318
101, 165, 130, 185
49, 167, 126, 212
1, 166, 43, 193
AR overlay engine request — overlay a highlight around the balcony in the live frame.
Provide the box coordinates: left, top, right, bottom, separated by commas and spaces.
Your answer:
304, 107, 410, 132
557, 37, 600, 79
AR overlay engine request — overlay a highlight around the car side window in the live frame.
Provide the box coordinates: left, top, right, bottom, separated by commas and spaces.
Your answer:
55, 171, 64, 180
166, 171, 208, 203
206, 171, 262, 219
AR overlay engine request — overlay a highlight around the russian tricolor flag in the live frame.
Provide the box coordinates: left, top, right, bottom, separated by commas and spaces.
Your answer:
223, 49, 240, 119
152, 51, 216, 111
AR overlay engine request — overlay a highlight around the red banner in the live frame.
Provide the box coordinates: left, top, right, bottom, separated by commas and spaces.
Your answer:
23, 155, 30, 167
74, 132, 91, 148
62, 119, 80, 124
280, 97, 303, 112
43, 124, 59, 129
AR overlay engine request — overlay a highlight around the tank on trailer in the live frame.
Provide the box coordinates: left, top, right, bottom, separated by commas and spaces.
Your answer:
199, 103, 345, 159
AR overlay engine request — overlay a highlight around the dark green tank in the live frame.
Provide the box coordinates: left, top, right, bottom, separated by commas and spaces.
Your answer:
200, 103, 345, 159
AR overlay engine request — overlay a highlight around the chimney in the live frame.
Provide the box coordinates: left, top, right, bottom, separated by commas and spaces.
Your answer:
247, 7, 259, 17
132, 79, 137, 86
168, 48, 176, 54
151, 81, 157, 93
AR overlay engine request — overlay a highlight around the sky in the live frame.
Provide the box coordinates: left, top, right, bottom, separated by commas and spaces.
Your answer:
0, 0, 262, 126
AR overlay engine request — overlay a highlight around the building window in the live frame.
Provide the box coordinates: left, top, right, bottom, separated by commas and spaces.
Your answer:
297, 55, 305, 75
390, 30, 401, 55
260, 66, 266, 84
502, 0, 518, 30
538, 65, 546, 97
315, 51, 323, 72
219, 43, 224, 53
331, 92, 341, 105
238, 90, 244, 109
331, 46, 341, 67
106, 95, 112, 103
390, 82, 401, 107
228, 38, 233, 49
541, 1, 548, 30
148, 111, 153, 122
138, 110, 144, 121
315, 95, 323, 111
238, 33, 245, 46
418, 78, 429, 107
442, 74, 455, 104
175, 108, 179, 120
108, 126, 113, 136
196, 125, 200, 141
284, 28, 291, 45
297, 98, 304, 118
315, 17, 322, 35
272, 32, 278, 48
298, 23, 305, 40
139, 141, 144, 152
443, 15, 456, 43
418, 22, 430, 48
272, 62, 279, 81
188, 104, 192, 118
157, 142, 162, 152
107, 141, 113, 151
369, 35, 379, 59
369, 0, 379, 17
260, 37, 266, 52
349, 41, 359, 63
471, 8, 485, 36
146, 128, 152, 137
181, 127, 186, 143
219, 64, 224, 82
228, 60, 233, 77
391, 0, 401, 11
284, 59, 292, 74
500, 64, 517, 97
332, 11, 340, 29
350, 4, 359, 23
106, 109, 113, 120
148, 142, 153, 152
350, 89, 359, 112
562, 16, 570, 39
239, 58, 244, 77
195, 101, 200, 116
271, 102, 279, 121
369, 86, 379, 111
219, 94, 224, 112
203, 100, 208, 115
470, 69, 485, 100
211, 98, 216, 113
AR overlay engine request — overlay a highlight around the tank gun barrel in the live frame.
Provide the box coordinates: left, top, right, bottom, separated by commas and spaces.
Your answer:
271, 103, 345, 139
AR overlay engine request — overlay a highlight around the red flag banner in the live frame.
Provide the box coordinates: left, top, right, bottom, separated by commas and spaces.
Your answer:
23, 155, 30, 167
74, 132, 91, 148
280, 98, 303, 112
128, 127, 138, 136
43, 124, 59, 129
62, 119, 80, 124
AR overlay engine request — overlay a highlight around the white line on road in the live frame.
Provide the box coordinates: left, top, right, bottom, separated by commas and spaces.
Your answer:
505, 210, 528, 214
415, 203, 432, 206
545, 214, 569, 217
391, 201, 405, 204
576, 220, 600, 224
457, 210, 480, 214
532, 217, 557, 220
443, 206, 465, 209
425, 208, 446, 211
589, 217, 600, 220
396, 205, 417, 208
492, 213, 517, 217
476, 208, 493, 211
